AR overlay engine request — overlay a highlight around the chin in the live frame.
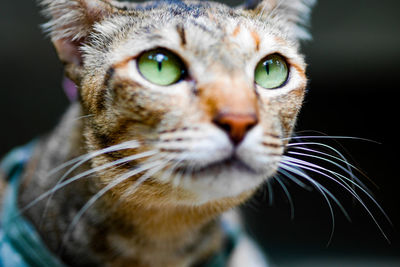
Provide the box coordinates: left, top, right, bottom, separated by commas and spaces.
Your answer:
176, 157, 280, 204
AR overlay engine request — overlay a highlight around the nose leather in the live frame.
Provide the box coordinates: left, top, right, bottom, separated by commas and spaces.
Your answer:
213, 113, 258, 145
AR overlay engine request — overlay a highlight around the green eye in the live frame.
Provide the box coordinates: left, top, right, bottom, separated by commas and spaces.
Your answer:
254, 54, 289, 89
138, 49, 185, 86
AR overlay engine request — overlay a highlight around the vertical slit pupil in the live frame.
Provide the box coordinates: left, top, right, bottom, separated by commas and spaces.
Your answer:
264, 61, 270, 75
154, 53, 166, 72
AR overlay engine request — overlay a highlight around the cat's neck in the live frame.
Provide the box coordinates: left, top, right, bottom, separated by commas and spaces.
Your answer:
18, 103, 247, 266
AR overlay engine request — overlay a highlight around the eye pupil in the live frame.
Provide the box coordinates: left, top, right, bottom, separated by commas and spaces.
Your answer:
157, 60, 162, 71
264, 61, 270, 75
154, 54, 165, 71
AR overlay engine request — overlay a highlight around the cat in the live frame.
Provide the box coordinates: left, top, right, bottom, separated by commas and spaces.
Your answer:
0, 0, 316, 266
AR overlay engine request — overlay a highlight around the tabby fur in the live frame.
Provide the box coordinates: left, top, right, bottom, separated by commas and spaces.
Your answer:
0, 0, 315, 266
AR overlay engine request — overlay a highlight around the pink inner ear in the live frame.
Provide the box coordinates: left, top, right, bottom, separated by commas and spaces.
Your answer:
54, 39, 82, 102
63, 76, 78, 102
54, 39, 83, 66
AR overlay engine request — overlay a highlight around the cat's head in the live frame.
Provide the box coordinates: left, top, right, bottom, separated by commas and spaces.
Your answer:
41, 0, 314, 206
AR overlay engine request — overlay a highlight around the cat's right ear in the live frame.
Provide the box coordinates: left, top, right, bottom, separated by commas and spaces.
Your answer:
242, 0, 316, 41
39, 0, 118, 82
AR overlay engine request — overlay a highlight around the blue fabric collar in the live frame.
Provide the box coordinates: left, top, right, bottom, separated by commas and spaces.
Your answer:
199, 223, 239, 267
0, 142, 65, 267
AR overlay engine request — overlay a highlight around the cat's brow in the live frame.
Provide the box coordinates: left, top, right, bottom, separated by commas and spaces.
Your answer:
176, 24, 187, 47
189, 19, 215, 36
250, 30, 261, 51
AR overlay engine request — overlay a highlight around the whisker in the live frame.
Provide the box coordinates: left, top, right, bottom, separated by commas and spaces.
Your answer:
182, 163, 195, 189
287, 150, 363, 190
274, 175, 295, 220
282, 157, 391, 242
60, 160, 161, 252
287, 141, 375, 190
286, 135, 380, 189
288, 145, 378, 190
283, 155, 391, 223
280, 162, 349, 217
287, 142, 353, 170
122, 155, 172, 197
176, 154, 201, 188
159, 153, 189, 182
287, 146, 366, 177
278, 162, 338, 245
283, 135, 380, 144
172, 153, 199, 188
72, 114, 95, 122
21, 150, 157, 214
266, 178, 274, 206
45, 140, 141, 178
277, 168, 312, 191
281, 158, 353, 220
40, 140, 141, 224
172, 167, 185, 188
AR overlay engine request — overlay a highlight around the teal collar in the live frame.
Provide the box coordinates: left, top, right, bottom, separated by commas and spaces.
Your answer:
200, 224, 239, 267
0, 142, 65, 267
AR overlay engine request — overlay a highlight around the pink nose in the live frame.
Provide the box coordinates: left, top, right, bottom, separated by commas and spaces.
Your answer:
213, 113, 258, 145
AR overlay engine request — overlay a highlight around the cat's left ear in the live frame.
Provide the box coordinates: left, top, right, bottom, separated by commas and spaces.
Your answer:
242, 0, 316, 40
39, 0, 121, 82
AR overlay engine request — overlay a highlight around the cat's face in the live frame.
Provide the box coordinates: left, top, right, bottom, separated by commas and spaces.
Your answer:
43, 0, 312, 205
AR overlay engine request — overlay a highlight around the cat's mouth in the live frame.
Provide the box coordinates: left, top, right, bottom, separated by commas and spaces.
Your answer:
178, 155, 258, 176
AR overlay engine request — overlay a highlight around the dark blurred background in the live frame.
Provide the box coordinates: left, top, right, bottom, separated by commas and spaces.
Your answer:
0, 0, 399, 266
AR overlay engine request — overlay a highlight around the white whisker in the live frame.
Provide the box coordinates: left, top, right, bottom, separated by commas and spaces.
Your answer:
72, 114, 95, 122
288, 146, 364, 176
40, 140, 141, 224
274, 175, 295, 220
287, 150, 360, 189
21, 150, 157, 214
279, 162, 348, 245
287, 142, 371, 189
287, 136, 379, 188
287, 146, 376, 190
122, 156, 172, 197
283, 155, 391, 223
172, 168, 185, 188
277, 168, 312, 190
266, 178, 274, 206
45, 140, 140, 178
283, 135, 380, 144
61, 160, 161, 250
182, 163, 195, 189
282, 157, 391, 242
159, 153, 188, 182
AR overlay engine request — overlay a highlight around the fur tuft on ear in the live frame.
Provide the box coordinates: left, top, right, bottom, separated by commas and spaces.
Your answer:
39, 0, 121, 82
39, 0, 117, 41
243, 0, 316, 40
